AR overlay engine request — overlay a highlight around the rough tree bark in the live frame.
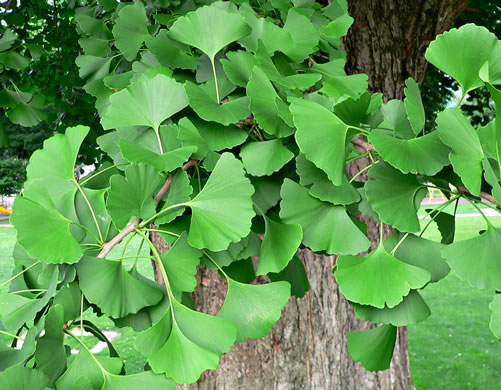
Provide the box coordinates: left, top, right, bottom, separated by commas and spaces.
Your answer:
152, 1, 471, 389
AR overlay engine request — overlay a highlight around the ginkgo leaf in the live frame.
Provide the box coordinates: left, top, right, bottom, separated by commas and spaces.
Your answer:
268, 255, 310, 298
0, 367, 49, 390
282, 8, 319, 63
380, 99, 415, 139
185, 80, 251, 126
26, 125, 89, 185
240, 139, 294, 176
247, 66, 294, 137
107, 164, 164, 229
34, 305, 66, 386
101, 74, 188, 130
103, 372, 176, 390
11, 179, 82, 264
218, 280, 290, 342
0, 267, 58, 331
275, 73, 322, 90
352, 290, 431, 326
0, 29, 17, 52
280, 179, 370, 255
0, 327, 37, 371
319, 13, 354, 39
425, 23, 498, 94
347, 325, 397, 371
75, 55, 112, 81
79, 37, 110, 57
335, 244, 431, 308
148, 299, 237, 384
75, 13, 112, 40
489, 295, 501, 340
365, 162, 426, 233
368, 131, 450, 175
156, 169, 193, 225
483, 159, 501, 205
113, 2, 150, 61
77, 256, 163, 318
441, 225, 501, 290
238, 3, 292, 54
437, 107, 484, 196
332, 92, 371, 127
289, 98, 350, 186
220, 50, 256, 87
185, 116, 248, 152
145, 30, 197, 71
404, 78, 425, 135
250, 175, 282, 214
257, 216, 302, 275
385, 233, 450, 283
187, 153, 255, 251
168, 4, 251, 60
56, 350, 123, 390
296, 153, 360, 205
160, 232, 201, 293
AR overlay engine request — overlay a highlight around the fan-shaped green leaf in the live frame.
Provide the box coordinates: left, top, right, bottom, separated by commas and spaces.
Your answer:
238, 3, 292, 54
368, 131, 450, 175
185, 80, 251, 126
0, 327, 37, 371
34, 305, 65, 385
347, 325, 396, 371
282, 8, 319, 63
250, 175, 283, 214
425, 24, 498, 94
336, 245, 430, 308
404, 78, 425, 135
489, 295, 501, 340
168, 4, 251, 60
280, 179, 370, 255
220, 50, 256, 87
11, 179, 82, 264
101, 74, 188, 130
319, 13, 354, 39
77, 256, 163, 318
148, 300, 237, 384
0, 267, 58, 331
437, 107, 484, 196
187, 153, 255, 251
353, 290, 431, 326
184, 116, 248, 152
268, 255, 310, 298
380, 99, 415, 139
0, 29, 17, 52
0, 366, 49, 390
26, 125, 89, 185
296, 153, 360, 205
218, 280, 290, 342
289, 98, 350, 186
75, 55, 112, 81
79, 37, 110, 57
160, 232, 201, 293
103, 372, 176, 390
107, 164, 163, 229
257, 216, 302, 275
385, 233, 450, 283
275, 73, 322, 90
240, 139, 294, 176
145, 30, 197, 71
112, 2, 149, 61
441, 225, 501, 289
365, 162, 426, 233
247, 66, 294, 137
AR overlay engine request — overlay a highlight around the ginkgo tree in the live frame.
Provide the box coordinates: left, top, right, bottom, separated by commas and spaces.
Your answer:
1, 0, 501, 388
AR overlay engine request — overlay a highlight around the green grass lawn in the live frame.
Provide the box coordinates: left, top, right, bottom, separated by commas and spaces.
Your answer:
2, 213, 501, 387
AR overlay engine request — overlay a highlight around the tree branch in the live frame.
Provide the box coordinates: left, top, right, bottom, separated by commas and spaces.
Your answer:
457, 185, 501, 209
97, 220, 138, 258
154, 159, 198, 207
351, 137, 375, 153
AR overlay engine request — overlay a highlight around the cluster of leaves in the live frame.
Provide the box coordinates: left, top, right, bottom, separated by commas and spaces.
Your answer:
1, 0, 501, 387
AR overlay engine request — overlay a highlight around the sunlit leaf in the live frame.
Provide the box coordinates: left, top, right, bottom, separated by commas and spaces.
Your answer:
280, 179, 370, 254
77, 256, 163, 318
404, 78, 425, 135
113, 2, 150, 61
347, 325, 396, 371
335, 244, 430, 308
187, 153, 255, 251
240, 139, 294, 176
0, 366, 49, 390
218, 279, 290, 342
437, 107, 484, 196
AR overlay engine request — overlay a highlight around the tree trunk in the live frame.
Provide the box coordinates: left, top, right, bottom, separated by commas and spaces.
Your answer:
153, 2, 471, 389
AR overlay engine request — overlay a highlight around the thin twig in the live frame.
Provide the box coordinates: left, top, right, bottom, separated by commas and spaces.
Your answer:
97, 220, 138, 258
154, 160, 198, 207
351, 137, 375, 153
457, 185, 501, 209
